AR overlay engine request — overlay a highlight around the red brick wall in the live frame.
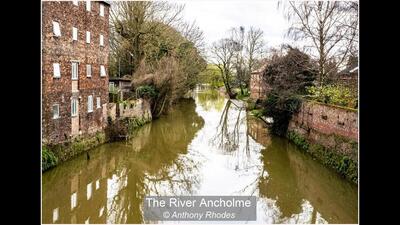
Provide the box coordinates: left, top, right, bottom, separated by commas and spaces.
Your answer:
288, 101, 358, 161
289, 101, 358, 141
42, 1, 110, 144
249, 72, 269, 100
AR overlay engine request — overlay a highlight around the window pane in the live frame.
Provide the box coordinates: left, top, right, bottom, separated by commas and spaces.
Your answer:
72, 62, 78, 80
100, 4, 104, 16
88, 96, 93, 112
86, 31, 90, 43
100, 65, 106, 76
52, 21, 61, 36
71, 99, 78, 116
72, 27, 78, 41
53, 63, 60, 78
86, 64, 91, 77
86, 0, 91, 11
53, 105, 59, 119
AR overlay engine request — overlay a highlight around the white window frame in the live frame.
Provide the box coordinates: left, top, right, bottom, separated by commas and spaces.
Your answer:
86, 0, 91, 11
52, 104, 60, 119
72, 27, 78, 41
53, 63, 61, 78
52, 21, 61, 37
100, 34, 104, 46
96, 97, 101, 109
86, 64, 92, 77
100, 4, 104, 17
87, 95, 93, 113
71, 62, 78, 80
72, 0, 78, 6
100, 65, 106, 77
71, 98, 78, 117
86, 31, 90, 43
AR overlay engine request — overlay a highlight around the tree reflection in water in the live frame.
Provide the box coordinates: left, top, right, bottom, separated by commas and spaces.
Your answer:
42, 90, 357, 224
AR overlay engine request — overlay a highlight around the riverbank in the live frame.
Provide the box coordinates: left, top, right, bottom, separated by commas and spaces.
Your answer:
42, 89, 357, 224
247, 98, 358, 184
42, 98, 153, 172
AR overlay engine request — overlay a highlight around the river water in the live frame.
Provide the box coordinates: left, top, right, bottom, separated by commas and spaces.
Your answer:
42, 89, 358, 224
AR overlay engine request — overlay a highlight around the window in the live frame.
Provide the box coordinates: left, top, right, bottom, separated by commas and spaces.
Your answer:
71, 192, 77, 209
100, 4, 104, 17
109, 82, 114, 92
96, 97, 101, 109
52, 21, 61, 36
53, 63, 61, 78
72, 27, 78, 41
100, 65, 106, 77
71, 62, 78, 80
86, 31, 90, 43
72, 0, 78, 6
71, 98, 78, 117
86, 64, 92, 77
52, 104, 60, 119
100, 34, 104, 46
87, 95, 93, 112
86, 0, 91, 11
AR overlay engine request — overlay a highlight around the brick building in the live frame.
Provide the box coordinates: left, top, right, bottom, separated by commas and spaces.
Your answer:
249, 63, 270, 100
42, 1, 110, 144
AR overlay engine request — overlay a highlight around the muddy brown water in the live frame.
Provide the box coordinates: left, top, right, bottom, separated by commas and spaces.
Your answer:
42, 89, 358, 224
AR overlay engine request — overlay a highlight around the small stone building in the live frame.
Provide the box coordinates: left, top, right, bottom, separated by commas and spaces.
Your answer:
42, 1, 111, 144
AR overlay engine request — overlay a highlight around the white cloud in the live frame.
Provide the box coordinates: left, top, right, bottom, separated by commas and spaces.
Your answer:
179, 0, 291, 48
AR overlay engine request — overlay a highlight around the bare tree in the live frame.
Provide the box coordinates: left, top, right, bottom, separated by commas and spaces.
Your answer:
280, 1, 358, 86
110, 1, 185, 74
211, 26, 265, 98
246, 27, 265, 74
177, 20, 206, 55
210, 38, 237, 99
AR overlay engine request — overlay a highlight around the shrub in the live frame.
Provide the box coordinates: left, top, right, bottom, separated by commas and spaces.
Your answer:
136, 85, 158, 99
287, 131, 309, 151
42, 146, 58, 172
306, 85, 357, 108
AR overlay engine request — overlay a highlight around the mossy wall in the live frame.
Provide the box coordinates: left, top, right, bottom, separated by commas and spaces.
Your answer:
287, 100, 358, 184
43, 131, 107, 170
287, 130, 358, 184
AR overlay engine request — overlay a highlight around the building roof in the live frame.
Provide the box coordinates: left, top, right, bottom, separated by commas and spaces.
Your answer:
100, 1, 111, 6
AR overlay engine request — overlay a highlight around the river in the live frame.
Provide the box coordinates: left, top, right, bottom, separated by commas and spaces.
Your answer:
42, 89, 358, 224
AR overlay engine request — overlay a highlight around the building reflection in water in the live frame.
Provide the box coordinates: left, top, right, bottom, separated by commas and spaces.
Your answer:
42, 90, 357, 224
42, 98, 204, 224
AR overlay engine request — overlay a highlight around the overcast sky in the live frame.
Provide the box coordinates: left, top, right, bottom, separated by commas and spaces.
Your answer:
179, 0, 292, 50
